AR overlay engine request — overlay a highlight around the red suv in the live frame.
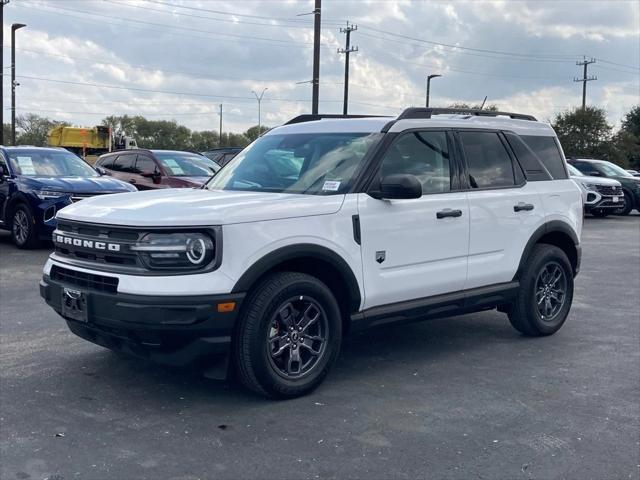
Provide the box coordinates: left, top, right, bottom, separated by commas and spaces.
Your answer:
95, 149, 220, 190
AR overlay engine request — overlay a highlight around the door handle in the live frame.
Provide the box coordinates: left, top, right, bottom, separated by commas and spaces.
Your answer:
514, 202, 534, 212
436, 209, 463, 219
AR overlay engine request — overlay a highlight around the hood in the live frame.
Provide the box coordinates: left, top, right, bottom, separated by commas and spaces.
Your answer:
19, 175, 135, 193
56, 188, 345, 226
570, 175, 621, 187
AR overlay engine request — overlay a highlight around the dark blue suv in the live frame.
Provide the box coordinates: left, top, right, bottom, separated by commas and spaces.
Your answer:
0, 146, 136, 248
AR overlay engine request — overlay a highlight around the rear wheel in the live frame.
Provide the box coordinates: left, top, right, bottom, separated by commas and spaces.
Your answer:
508, 244, 574, 336
233, 272, 342, 399
11, 204, 39, 249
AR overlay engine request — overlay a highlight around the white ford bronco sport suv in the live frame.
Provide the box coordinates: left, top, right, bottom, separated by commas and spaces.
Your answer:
40, 108, 583, 398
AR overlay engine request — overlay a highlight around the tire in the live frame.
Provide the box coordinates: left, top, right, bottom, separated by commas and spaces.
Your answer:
616, 191, 633, 216
590, 210, 608, 217
232, 271, 342, 399
508, 244, 574, 337
11, 204, 39, 249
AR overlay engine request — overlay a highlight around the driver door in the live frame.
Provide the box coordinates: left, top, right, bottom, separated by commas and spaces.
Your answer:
357, 130, 470, 310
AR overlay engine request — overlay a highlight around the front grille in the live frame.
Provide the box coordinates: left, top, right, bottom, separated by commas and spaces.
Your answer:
595, 184, 623, 196
51, 265, 119, 293
54, 220, 141, 269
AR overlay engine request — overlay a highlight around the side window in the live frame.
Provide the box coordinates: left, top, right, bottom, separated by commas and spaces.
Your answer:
573, 162, 594, 175
379, 131, 452, 195
98, 155, 115, 170
521, 135, 568, 179
112, 154, 136, 173
0, 156, 9, 175
460, 132, 515, 189
135, 156, 157, 175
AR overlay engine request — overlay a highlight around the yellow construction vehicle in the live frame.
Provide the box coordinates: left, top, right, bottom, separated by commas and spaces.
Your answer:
47, 126, 137, 161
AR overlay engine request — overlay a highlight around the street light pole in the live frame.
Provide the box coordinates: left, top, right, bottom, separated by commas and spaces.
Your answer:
425, 74, 441, 108
11, 23, 26, 145
1, 0, 11, 145
251, 88, 267, 137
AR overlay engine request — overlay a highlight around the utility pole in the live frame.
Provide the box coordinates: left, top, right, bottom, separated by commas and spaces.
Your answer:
251, 88, 267, 136
218, 104, 223, 147
11, 23, 26, 145
425, 74, 441, 108
338, 22, 358, 115
1, 0, 10, 145
574, 57, 596, 109
311, 0, 321, 115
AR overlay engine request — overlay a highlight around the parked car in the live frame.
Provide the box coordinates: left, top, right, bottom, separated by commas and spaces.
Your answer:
567, 164, 624, 217
201, 147, 242, 167
626, 169, 640, 177
95, 149, 220, 190
0, 146, 136, 248
41, 108, 583, 398
568, 158, 640, 215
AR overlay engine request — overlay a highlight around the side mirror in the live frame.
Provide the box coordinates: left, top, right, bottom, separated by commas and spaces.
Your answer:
0, 164, 9, 181
95, 166, 109, 175
142, 171, 162, 184
369, 174, 422, 200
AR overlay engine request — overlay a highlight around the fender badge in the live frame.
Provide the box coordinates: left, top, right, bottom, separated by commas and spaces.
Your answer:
375, 251, 386, 264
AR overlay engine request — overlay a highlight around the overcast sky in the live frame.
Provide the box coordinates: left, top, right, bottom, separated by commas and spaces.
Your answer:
2, 0, 639, 133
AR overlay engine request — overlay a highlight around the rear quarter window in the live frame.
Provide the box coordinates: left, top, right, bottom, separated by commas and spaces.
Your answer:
522, 135, 568, 180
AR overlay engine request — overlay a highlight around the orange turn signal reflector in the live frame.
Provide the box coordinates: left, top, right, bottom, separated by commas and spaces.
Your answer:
217, 302, 236, 313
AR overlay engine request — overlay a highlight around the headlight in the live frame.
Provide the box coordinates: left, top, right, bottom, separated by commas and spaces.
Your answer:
36, 190, 68, 200
131, 232, 215, 270
583, 183, 599, 192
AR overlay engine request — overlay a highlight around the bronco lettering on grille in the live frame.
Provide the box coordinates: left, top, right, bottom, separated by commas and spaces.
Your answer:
55, 235, 121, 252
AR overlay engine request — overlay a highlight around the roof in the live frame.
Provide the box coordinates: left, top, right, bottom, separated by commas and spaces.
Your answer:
269, 117, 392, 135
0, 145, 66, 151
271, 110, 555, 137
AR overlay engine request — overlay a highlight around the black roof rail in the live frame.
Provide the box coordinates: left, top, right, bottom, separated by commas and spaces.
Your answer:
284, 114, 387, 125
396, 107, 537, 122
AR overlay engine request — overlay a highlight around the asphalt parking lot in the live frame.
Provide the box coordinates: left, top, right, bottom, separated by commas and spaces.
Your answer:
1, 214, 639, 480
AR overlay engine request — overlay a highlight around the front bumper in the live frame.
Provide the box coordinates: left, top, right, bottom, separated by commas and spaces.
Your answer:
40, 274, 244, 368
584, 192, 625, 211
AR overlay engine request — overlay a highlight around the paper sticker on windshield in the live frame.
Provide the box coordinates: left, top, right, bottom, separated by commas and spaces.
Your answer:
162, 158, 185, 175
322, 180, 341, 191
16, 156, 36, 175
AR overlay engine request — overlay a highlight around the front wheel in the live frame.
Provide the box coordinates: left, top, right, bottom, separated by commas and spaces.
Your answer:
232, 272, 342, 399
11, 204, 39, 249
615, 191, 633, 215
508, 244, 574, 337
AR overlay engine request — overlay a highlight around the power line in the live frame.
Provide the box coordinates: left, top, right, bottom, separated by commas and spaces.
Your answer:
142, 0, 345, 26
14, 2, 324, 49
356, 25, 579, 61
103, 0, 337, 30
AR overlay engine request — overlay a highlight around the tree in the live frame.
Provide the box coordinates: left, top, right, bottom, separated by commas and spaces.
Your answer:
16, 114, 69, 146
2, 124, 11, 144
245, 125, 270, 142
189, 130, 220, 151
612, 105, 640, 169
552, 107, 613, 160
447, 102, 499, 111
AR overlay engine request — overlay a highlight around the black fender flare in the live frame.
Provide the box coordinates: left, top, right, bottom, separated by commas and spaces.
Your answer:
232, 243, 362, 312
513, 220, 580, 279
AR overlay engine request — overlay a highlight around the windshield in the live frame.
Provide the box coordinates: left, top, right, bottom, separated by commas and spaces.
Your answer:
567, 164, 583, 176
154, 152, 216, 177
206, 132, 382, 195
596, 161, 633, 177
7, 149, 98, 177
